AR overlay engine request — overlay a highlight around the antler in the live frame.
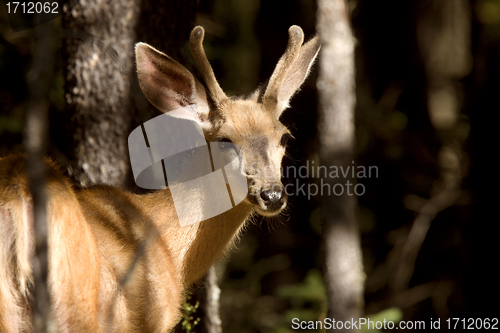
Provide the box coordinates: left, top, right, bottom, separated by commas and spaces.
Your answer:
262, 25, 304, 111
190, 26, 227, 105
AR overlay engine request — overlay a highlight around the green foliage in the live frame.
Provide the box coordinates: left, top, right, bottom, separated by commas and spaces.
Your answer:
181, 297, 200, 333
361, 307, 403, 333
0, 115, 23, 133
275, 272, 402, 333
276, 269, 327, 324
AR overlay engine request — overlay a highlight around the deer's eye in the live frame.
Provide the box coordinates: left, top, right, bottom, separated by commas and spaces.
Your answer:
280, 133, 292, 147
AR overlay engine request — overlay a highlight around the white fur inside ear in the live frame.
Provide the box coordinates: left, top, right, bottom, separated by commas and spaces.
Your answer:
167, 105, 202, 123
166, 105, 211, 133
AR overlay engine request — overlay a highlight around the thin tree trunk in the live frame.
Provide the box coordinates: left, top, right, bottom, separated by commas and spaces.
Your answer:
317, 0, 364, 331
24, 19, 58, 333
205, 266, 223, 333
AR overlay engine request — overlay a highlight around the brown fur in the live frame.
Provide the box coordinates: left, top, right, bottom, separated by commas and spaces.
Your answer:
0, 26, 319, 332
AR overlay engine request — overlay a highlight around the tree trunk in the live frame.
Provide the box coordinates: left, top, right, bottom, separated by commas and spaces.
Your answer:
317, 0, 364, 331
62, 0, 197, 188
62, 0, 141, 187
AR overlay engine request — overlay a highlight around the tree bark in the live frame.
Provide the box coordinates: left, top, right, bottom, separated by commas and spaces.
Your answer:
62, 0, 197, 188
317, 0, 364, 330
62, 0, 141, 187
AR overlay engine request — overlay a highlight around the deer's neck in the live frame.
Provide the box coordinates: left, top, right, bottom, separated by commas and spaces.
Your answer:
140, 189, 254, 286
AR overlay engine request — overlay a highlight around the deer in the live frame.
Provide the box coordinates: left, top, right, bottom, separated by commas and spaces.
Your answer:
0, 25, 320, 332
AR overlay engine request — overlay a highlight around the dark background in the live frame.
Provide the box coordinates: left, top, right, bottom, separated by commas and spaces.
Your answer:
1, 0, 498, 331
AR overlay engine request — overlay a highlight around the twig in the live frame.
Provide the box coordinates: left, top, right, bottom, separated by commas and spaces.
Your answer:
391, 145, 461, 292
366, 280, 453, 315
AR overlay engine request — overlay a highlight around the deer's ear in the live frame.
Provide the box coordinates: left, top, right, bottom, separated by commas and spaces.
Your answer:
135, 43, 210, 123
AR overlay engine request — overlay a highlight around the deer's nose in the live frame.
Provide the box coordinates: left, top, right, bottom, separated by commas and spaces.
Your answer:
260, 184, 286, 209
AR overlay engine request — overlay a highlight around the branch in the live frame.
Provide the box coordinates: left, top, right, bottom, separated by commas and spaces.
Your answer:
391, 145, 462, 292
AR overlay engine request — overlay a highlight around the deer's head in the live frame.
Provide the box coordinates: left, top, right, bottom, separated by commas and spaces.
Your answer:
135, 26, 319, 217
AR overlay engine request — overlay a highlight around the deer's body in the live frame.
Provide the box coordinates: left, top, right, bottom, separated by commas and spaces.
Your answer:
0, 26, 319, 332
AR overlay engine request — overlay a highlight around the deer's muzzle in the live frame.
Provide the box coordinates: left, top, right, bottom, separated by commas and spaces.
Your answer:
259, 182, 287, 212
